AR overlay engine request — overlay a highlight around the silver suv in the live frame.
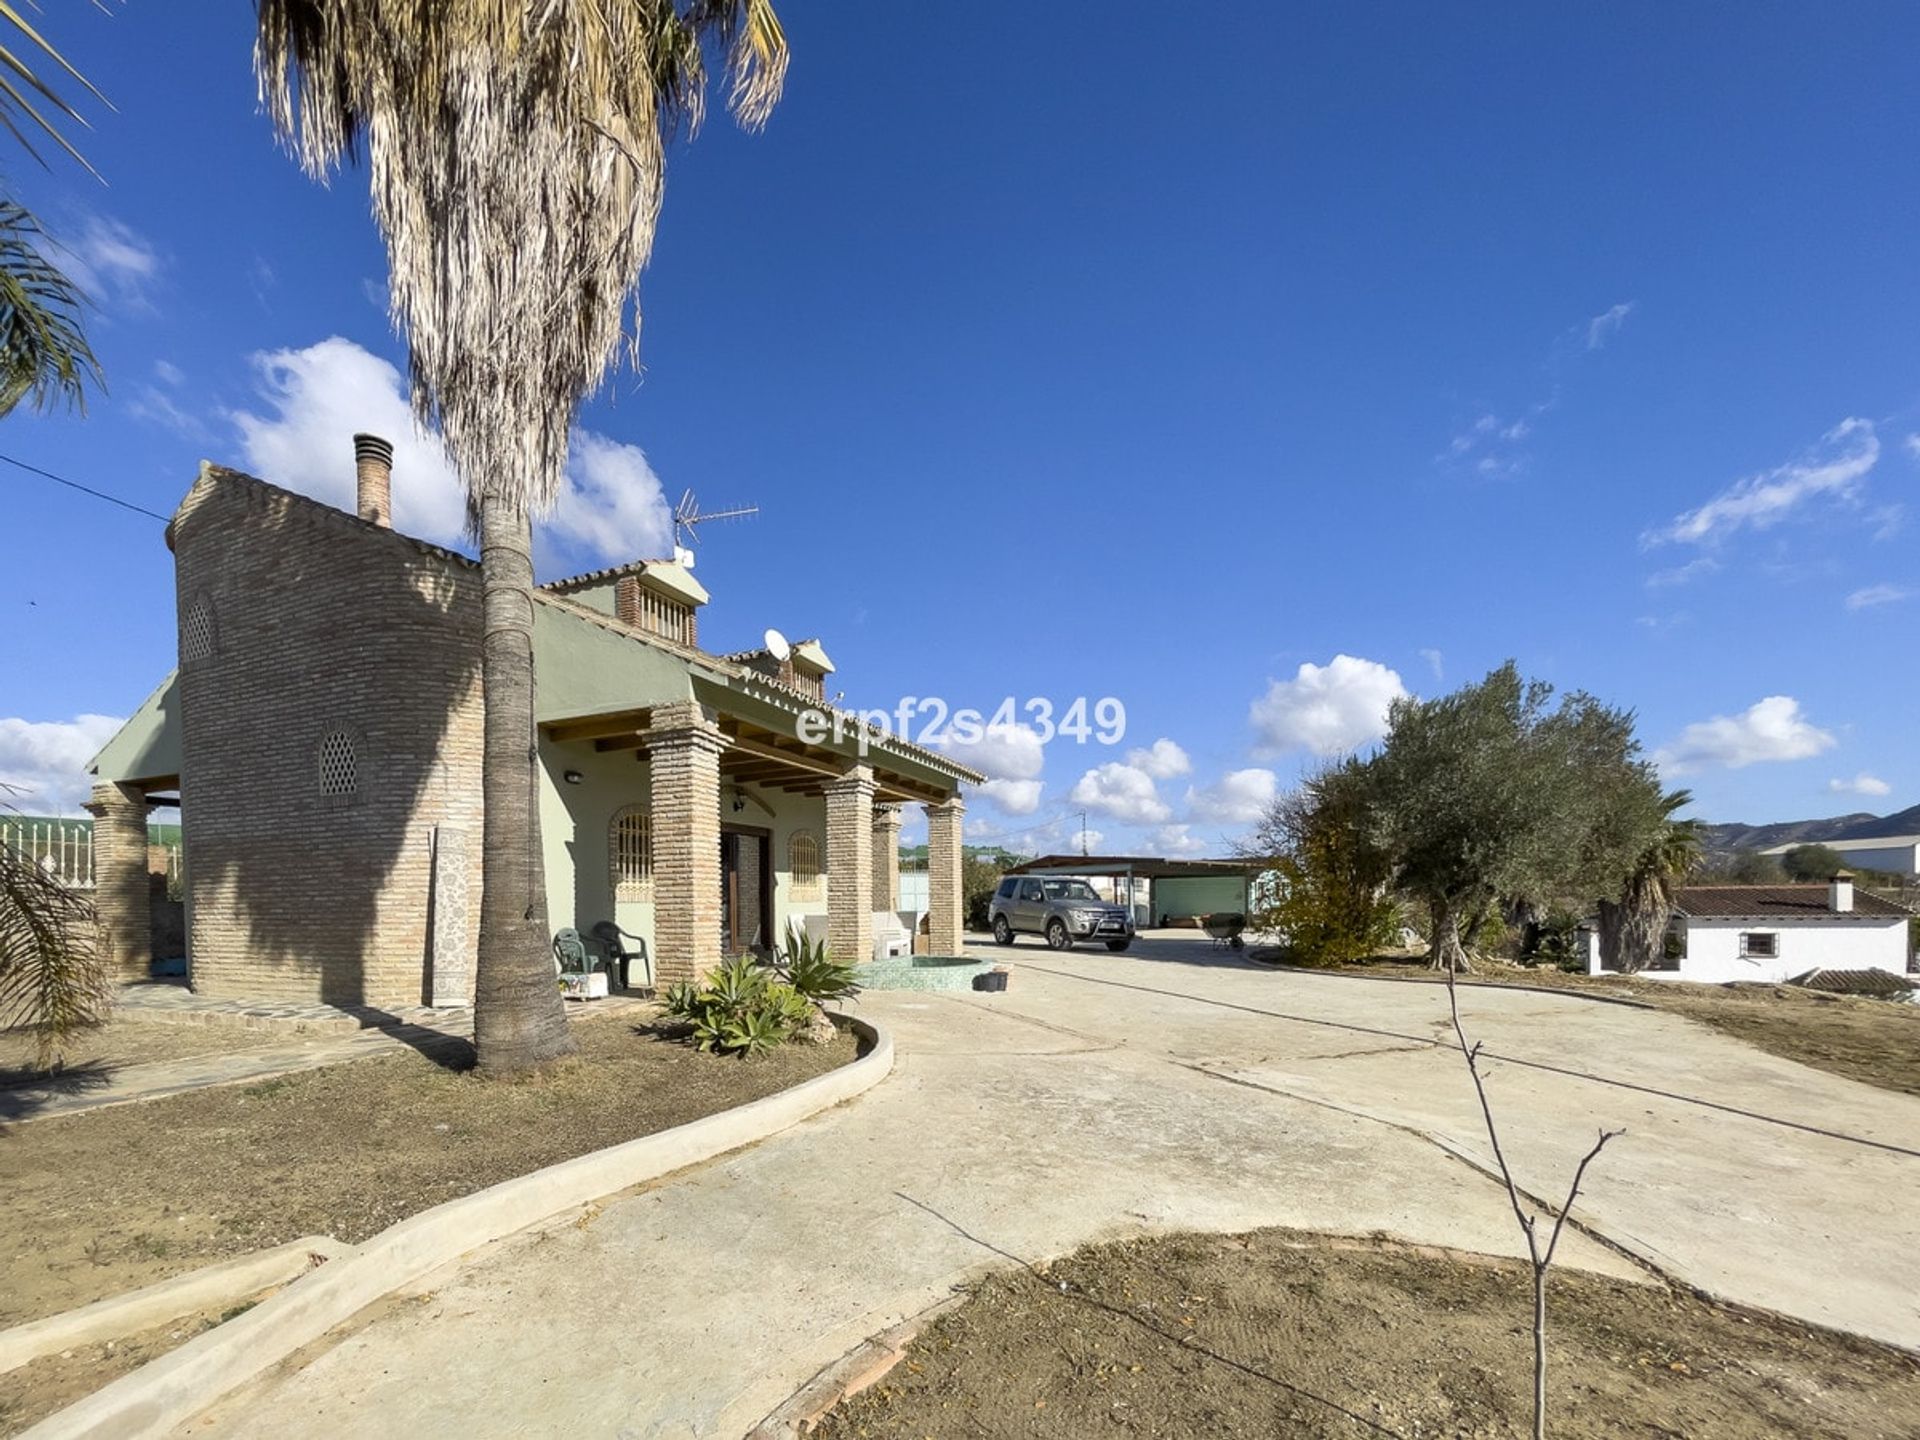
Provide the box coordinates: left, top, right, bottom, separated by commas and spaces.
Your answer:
989, 876, 1134, 952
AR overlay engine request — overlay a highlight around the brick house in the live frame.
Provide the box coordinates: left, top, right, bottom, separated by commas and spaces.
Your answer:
85, 439, 980, 1007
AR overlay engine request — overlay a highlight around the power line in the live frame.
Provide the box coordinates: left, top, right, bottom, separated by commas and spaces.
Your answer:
0, 451, 171, 522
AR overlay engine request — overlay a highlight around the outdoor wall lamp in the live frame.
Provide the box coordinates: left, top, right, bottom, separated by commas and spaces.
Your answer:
563, 770, 584, 785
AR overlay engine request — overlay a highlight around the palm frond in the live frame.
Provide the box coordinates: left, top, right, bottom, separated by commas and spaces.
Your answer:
254, 1, 788, 517
0, 1, 108, 178
0, 199, 99, 415
0, 835, 112, 1072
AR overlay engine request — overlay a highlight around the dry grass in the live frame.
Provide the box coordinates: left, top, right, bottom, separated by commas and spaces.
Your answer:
0, 1012, 856, 1329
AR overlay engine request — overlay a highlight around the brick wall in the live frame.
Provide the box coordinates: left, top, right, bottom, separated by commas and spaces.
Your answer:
171, 469, 485, 1007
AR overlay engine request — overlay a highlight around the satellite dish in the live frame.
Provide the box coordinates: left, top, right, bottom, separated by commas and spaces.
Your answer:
763, 628, 791, 661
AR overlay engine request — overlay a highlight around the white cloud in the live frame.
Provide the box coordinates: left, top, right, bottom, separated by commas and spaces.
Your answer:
1585, 301, 1636, 350
978, 778, 1044, 816
228, 337, 672, 570
946, 721, 1045, 783
1654, 696, 1836, 775
1124, 738, 1190, 780
1646, 556, 1720, 589
1845, 583, 1911, 611
1184, 768, 1278, 826
1148, 824, 1209, 858
1828, 772, 1892, 798
543, 430, 673, 571
1250, 655, 1406, 757
0, 715, 126, 816
948, 721, 1048, 816
1418, 647, 1444, 681
1646, 418, 1880, 547
152, 359, 184, 388
1070, 761, 1172, 825
1906, 434, 1920, 461
59, 214, 161, 310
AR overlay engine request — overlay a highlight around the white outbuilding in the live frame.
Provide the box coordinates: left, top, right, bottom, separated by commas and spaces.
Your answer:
1586, 873, 1913, 984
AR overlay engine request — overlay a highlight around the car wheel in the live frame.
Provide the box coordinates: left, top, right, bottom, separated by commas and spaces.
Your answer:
1045, 919, 1073, 951
992, 915, 1015, 946
1105, 940, 1131, 953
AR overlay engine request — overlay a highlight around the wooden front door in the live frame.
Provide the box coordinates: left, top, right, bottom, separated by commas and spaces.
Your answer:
720, 827, 772, 958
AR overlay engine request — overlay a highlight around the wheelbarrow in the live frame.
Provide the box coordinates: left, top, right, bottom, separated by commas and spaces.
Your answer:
1204, 913, 1247, 950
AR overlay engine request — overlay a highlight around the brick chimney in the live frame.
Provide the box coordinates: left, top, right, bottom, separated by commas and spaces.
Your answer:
353, 433, 394, 528
1829, 871, 1854, 913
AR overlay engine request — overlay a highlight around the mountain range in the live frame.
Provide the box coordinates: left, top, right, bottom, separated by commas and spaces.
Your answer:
1700, 803, 1920, 857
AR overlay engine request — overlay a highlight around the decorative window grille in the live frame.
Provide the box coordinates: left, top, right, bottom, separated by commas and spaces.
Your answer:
611, 806, 654, 899
181, 598, 215, 664
789, 829, 823, 902
1739, 931, 1778, 960
318, 732, 358, 797
793, 669, 825, 703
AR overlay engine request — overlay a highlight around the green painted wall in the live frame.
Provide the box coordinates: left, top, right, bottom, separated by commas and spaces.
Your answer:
1151, 875, 1248, 921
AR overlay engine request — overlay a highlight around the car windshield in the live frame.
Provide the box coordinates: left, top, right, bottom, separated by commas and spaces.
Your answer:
1042, 880, 1102, 903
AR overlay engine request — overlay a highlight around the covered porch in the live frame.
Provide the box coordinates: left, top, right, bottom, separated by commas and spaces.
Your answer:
538, 677, 979, 986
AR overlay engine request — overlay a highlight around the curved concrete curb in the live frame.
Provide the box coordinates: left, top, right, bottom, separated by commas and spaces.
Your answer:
0, 1238, 349, 1376
24, 1017, 892, 1440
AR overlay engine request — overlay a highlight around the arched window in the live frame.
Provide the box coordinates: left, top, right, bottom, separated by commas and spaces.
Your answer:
788, 828, 822, 902
318, 732, 357, 797
611, 805, 653, 899
181, 596, 215, 665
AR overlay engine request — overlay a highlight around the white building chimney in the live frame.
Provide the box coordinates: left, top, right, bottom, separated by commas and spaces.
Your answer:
353, 433, 394, 528
1829, 871, 1854, 913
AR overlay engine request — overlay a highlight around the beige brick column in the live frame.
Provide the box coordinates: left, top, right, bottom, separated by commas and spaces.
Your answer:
643, 702, 725, 985
825, 766, 875, 964
871, 804, 903, 913
86, 781, 151, 982
925, 796, 965, 955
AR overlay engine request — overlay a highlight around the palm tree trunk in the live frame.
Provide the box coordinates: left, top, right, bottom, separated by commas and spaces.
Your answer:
473, 491, 574, 1075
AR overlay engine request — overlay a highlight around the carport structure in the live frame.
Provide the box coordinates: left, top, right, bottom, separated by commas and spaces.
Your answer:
1003, 854, 1256, 929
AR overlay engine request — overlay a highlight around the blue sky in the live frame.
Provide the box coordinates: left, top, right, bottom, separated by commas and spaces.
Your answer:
1, 2, 1916, 851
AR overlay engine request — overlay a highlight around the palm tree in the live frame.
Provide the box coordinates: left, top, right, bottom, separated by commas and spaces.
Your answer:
256, 2, 788, 1074
1597, 789, 1701, 974
0, 3, 106, 415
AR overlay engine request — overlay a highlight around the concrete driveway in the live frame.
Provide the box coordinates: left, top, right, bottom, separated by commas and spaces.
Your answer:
185, 936, 1920, 1438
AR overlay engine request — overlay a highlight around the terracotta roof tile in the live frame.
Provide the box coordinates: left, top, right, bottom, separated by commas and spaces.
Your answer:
1674, 885, 1911, 920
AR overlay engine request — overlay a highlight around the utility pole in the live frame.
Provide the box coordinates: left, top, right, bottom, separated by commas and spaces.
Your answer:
1079, 810, 1090, 857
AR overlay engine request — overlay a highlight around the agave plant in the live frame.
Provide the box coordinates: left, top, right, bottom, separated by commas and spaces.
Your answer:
772, 924, 859, 1005
661, 953, 810, 1057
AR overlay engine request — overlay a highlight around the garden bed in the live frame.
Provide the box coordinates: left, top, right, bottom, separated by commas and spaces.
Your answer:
1285, 956, 1920, 1098
816, 1227, 1920, 1439
0, 1011, 858, 1333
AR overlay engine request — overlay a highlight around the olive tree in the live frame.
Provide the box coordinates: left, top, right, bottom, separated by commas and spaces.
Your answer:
1367, 663, 1667, 971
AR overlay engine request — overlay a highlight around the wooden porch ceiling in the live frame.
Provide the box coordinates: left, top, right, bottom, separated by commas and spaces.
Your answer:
544, 710, 949, 806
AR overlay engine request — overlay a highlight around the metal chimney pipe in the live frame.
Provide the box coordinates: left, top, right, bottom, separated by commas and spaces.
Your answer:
353, 433, 394, 528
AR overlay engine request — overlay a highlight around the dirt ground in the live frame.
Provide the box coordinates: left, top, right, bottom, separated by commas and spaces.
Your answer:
0, 1018, 284, 1083
818, 1228, 1920, 1439
0, 1298, 245, 1437
0, 1012, 857, 1332
1277, 956, 1920, 1098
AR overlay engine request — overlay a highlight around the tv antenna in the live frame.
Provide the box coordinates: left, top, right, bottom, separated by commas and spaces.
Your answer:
672, 490, 759, 558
